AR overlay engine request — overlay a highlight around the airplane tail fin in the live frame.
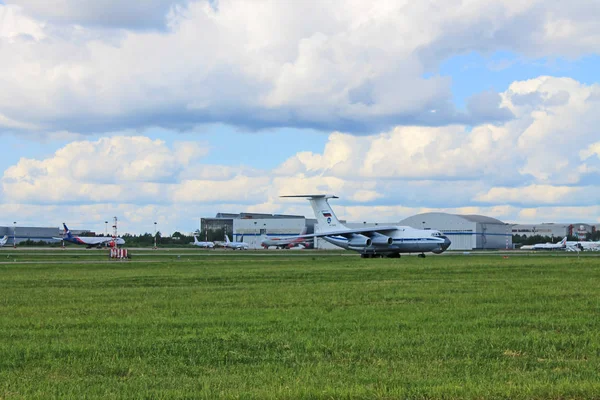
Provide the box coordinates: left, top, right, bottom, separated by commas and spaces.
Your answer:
193, 235, 199, 244
281, 195, 345, 233
63, 223, 73, 239
0, 235, 7, 244
225, 234, 231, 243
560, 236, 567, 246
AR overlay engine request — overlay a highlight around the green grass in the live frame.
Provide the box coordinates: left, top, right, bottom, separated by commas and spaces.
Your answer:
0, 253, 599, 399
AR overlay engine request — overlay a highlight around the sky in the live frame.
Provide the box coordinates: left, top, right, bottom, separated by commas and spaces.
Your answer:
1, 0, 600, 235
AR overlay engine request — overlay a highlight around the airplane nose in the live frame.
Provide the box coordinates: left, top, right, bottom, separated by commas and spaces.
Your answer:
442, 237, 451, 251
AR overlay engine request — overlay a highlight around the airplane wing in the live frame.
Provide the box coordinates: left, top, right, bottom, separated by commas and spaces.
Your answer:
288, 226, 400, 239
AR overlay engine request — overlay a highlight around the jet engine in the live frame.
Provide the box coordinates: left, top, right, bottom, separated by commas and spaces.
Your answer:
367, 232, 394, 246
347, 234, 372, 248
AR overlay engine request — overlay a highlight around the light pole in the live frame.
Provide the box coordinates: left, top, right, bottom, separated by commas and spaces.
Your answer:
254, 221, 257, 250
13, 221, 16, 248
105, 221, 108, 237
154, 222, 157, 249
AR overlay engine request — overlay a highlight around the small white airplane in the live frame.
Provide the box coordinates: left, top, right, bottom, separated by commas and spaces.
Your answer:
281, 195, 451, 258
520, 236, 567, 251
224, 234, 249, 250
53, 223, 125, 248
192, 236, 214, 248
261, 227, 313, 249
0, 235, 8, 247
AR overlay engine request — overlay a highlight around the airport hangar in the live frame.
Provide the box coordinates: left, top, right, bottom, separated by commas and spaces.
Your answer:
200, 212, 512, 251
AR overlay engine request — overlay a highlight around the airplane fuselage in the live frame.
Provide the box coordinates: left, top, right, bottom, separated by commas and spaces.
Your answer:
226, 242, 248, 250
62, 236, 126, 248
194, 242, 214, 248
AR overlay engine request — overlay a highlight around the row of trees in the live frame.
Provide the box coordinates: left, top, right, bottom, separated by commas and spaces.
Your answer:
16, 232, 198, 248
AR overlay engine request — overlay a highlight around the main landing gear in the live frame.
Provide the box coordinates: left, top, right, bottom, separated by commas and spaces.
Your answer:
418, 253, 426, 258
361, 253, 383, 258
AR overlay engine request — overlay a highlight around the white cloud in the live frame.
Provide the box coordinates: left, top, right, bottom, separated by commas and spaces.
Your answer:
1, 0, 599, 134
0, 4, 45, 40
580, 142, 600, 160
517, 206, 600, 224
280, 77, 600, 189
1, 136, 208, 204
4, 0, 189, 30
475, 185, 592, 205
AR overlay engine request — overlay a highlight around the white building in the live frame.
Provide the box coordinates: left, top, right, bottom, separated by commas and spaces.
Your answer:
511, 223, 569, 238
0, 226, 61, 244
511, 223, 598, 239
201, 213, 307, 249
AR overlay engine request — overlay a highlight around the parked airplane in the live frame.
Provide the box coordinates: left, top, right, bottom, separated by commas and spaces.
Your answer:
520, 236, 567, 251
53, 223, 125, 248
281, 195, 451, 258
261, 227, 313, 249
224, 234, 249, 250
192, 236, 214, 248
0, 235, 8, 247
566, 239, 600, 252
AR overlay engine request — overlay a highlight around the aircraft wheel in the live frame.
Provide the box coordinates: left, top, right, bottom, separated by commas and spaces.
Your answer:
418, 253, 426, 258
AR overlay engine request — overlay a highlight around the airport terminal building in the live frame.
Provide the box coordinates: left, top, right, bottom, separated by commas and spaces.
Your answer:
0, 226, 60, 245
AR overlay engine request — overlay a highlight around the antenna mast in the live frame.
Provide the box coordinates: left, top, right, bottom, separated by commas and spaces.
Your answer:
112, 216, 118, 248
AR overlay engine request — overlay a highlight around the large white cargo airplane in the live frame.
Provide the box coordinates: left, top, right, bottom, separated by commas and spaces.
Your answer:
53, 223, 125, 248
192, 236, 214, 248
224, 234, 249, 250
0, 235, 8, 247
281, 195, 451, 258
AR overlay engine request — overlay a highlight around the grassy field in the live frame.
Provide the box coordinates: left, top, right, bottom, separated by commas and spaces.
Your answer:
0, 252, 599, 399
